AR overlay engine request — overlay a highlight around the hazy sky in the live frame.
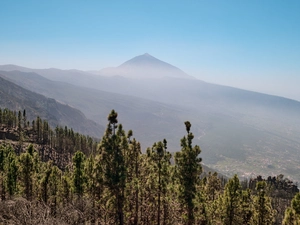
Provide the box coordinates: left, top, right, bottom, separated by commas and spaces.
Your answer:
1, 1, 300, 101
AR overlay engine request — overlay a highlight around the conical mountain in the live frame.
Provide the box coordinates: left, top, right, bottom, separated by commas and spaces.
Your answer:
96, 53, 195, 79
119, 53, 175, 68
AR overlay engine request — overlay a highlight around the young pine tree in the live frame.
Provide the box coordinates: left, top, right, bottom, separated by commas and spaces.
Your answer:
18, 145, 35, 201
99, 110, 127, 225
147, 139, 171, 225
220, 174, 242, 225
0, 145, 17, 200
5, 150, 18, 198
240, 189, 254, 225
175, 121, 202, 225
202, 172, 222, 224
283, 192, 300, 224
124, 134, 142, 225
72, 151, 86, 197
253, 181, 274, 225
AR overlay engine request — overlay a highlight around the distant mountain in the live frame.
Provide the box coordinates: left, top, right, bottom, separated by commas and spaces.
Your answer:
1, 59, 300, 183
0, 75, 104, 137
0, 64, 33, 72
0, 64, 95, 85
0, 53, 194, 83
90, 53, 195, 79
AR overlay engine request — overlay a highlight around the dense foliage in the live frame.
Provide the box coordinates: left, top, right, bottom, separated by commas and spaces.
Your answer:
0, 108, 298, 224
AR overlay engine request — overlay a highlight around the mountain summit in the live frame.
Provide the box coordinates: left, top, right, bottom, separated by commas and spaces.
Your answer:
95, 53, 195, 79
119, 53, 167, 67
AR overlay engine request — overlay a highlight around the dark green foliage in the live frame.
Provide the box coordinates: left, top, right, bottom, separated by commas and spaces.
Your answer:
240, 189, 254, 224
283, 193, 300, 224
40, 161, 52, 203
23, 109, 27, 128
253, 181, 274, 225
72, 151, 86, 196
175, 121, 202, 225
146, 139, 171, 225
19, 149, 35, 200
126, 138, 141, 225
99, 110, 127, 225
0, 145, 18, 199
48, 165, 60, 215
0, 108, 296, 224
5, 150, 18, 197
202, 172, 222, 223
221, 174, 242, 225
18, 110, 22, 133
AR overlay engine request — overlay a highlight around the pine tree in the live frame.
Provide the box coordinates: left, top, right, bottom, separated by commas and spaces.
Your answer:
40, 161, 52, 203
99, 110, 127, 225
147, 139, 171, 225
42, 120, 49, 144
72, 151, 86, 197
240, 189, 254, 225
19, 146, 35, 200
23, 109, 27, 128
221, 174, 242, 225
123, 132, 142, 225
18, 110, 22, 132
0, 144, 12, 200
48, 165, 60, 216
253, 181, 274, 225
85, 154, 97, 222
5, 149, 18, 198
283, 208, 298, 225
175, 121, 202, 225
283, 192, 300, 224
202, 172, 222, 224
59, 174, 72, 206
36, 116, 43, 143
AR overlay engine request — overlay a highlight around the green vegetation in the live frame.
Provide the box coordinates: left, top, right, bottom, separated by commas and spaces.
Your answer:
0, 108, 298, 224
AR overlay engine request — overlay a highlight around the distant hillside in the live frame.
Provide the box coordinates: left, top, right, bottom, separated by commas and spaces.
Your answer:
0, 70, 187, 151
0, 75, 104, 137
1, 59, 300, 184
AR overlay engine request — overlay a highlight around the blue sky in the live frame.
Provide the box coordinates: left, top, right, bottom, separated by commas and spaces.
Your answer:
1, 0, 300, 100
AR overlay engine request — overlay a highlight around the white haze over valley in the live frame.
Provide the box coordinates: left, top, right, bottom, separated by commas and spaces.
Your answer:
1, 52, 300, 183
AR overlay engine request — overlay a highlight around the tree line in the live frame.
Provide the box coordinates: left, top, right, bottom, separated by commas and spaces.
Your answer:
0, 108, 299, 224
0, 108, 97, 167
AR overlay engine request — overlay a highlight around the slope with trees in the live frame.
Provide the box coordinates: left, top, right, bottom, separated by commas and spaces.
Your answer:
0, 108, 298, 224
0, 75, 104, 138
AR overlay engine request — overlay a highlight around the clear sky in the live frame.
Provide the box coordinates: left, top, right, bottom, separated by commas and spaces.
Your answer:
1, 0, 300, 101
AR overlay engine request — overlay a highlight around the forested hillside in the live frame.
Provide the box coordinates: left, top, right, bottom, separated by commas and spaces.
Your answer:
0, 108, 299, 224
0, 75, 104, 138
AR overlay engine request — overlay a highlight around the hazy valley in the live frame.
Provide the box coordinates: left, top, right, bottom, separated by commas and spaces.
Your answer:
1, 54, 300, 182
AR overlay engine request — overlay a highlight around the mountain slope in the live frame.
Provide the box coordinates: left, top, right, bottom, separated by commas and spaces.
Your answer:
1, 58, 300, 182
0, 75, 104, 137
0, 70, 189, 150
